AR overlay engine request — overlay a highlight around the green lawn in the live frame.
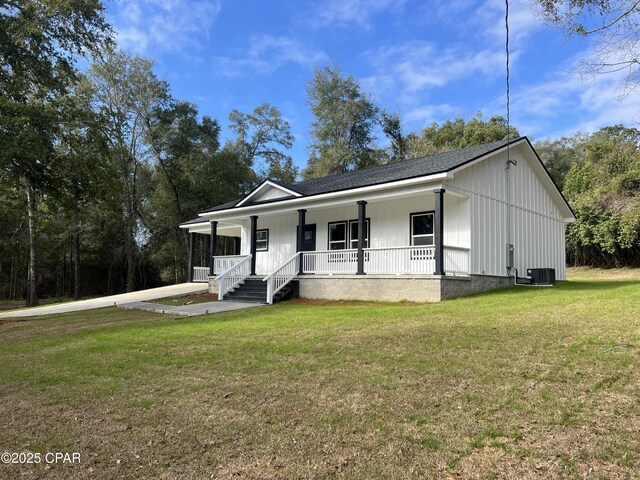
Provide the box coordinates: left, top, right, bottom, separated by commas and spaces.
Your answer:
1, 269, 639, 479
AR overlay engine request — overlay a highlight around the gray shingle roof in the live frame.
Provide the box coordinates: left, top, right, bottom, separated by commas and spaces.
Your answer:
182, 137, 521, 225
290, 138, 517, 195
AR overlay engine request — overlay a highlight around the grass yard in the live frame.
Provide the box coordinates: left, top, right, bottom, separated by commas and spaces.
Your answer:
1, 269, 639, 479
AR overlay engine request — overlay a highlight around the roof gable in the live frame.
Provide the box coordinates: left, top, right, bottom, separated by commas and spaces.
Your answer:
236, 179, 302, 207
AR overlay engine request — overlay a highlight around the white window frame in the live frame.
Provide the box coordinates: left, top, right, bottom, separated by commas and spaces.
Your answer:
256, 229, 269, 252
349, 219, 370, 249
328, 221, 348, 250
410, 212, 435, 246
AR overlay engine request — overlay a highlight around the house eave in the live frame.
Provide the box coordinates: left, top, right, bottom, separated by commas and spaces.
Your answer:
198, 171, 454, 219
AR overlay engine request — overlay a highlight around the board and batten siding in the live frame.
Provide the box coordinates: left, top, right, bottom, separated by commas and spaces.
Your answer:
240, 192, 470, 275
451, 144, 567, 280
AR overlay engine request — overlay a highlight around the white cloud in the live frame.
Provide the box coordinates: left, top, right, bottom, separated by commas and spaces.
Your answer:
306, 0, 406, 28
485, 53, 640, 138
364, 40, 507, 99
214, 35, 328, 77
110, 0, 221, 53
477, 0, 542, 46
404, 103, 461, 123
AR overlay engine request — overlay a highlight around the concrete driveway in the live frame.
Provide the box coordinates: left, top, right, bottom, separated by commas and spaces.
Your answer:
0, 283, 208, 319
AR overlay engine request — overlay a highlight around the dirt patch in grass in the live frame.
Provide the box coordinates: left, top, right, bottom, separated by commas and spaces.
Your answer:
153, 292, 218, 306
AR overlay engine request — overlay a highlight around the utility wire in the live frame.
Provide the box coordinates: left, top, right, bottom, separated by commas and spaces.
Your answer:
505, 0, 515, 275
505, 0, 511, 149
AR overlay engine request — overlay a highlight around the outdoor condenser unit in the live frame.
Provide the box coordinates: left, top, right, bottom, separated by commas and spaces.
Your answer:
526, 268, 556, 285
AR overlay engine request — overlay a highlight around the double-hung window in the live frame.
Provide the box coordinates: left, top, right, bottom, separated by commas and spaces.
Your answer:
410, 212, 434, 246
328, 221, 347, 250
349, 219, 370, 249
256, 229, 269, 251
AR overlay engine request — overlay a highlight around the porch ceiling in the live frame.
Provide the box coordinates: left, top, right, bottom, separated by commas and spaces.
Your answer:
187, 222, 242, 237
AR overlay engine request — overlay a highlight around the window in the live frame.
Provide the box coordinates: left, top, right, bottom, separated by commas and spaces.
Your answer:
410, 212, 434, 246
256, 229, 269, 251
328, 221, 347, 250
349, 219, 370, 249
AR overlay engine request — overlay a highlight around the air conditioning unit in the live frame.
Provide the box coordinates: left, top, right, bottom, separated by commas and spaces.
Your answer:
526, 268, 555, 285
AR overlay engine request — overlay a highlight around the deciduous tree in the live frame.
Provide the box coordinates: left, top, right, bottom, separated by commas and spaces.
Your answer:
535, 0, 640, 95
0, 0, 111, 305
563, 125, 640, 266
406, 114, 519, 159
304, 66, 379, 179
228, 103, 297, 184
86, 49, 169, 292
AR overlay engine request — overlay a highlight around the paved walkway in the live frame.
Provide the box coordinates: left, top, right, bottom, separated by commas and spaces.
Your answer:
119, 300, 264, 317
0, 283, 208, 319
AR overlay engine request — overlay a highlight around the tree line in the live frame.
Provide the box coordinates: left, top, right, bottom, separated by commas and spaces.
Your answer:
2, 1, 639, 306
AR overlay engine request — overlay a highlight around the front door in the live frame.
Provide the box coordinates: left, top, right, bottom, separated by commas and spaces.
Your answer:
301, 224, 316, 273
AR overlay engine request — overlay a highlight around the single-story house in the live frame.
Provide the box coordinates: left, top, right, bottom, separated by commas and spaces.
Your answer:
180, 137, 575, 303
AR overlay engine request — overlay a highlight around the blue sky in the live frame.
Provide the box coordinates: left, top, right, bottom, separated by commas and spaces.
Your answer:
105, 0, 640, 171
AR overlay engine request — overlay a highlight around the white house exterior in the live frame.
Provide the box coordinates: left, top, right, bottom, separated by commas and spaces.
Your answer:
180, 137, 575, 303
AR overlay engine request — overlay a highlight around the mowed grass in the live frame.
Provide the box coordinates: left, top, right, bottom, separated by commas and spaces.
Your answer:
0, 269, 639, 479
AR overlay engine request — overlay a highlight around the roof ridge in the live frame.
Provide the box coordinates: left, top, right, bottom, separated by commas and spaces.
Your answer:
292, 137, 520, 188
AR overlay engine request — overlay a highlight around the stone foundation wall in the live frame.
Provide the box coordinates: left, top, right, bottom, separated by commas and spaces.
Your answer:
208, 277, 218, 294
296, 275, 449, 303
297, 274, 512, 303
440, 274, 513, 300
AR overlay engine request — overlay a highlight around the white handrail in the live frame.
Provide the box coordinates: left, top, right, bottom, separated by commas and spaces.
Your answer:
213, 255, 245, 273
215, 255, 252, 300
263, 252, 300, 304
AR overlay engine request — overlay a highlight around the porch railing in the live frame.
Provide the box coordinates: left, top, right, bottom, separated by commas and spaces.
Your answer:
443, 246, 470, 275
302, 249, 358, 274
300, 245, 469, 275
213, 255, 246, 274
364, 246, 435, 274
263, 252, 300, 304
192, 266, 209, 282
215, 254, 252, 300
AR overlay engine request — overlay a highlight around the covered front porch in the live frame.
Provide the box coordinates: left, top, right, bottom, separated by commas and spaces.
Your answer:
183, 186, 472, 303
